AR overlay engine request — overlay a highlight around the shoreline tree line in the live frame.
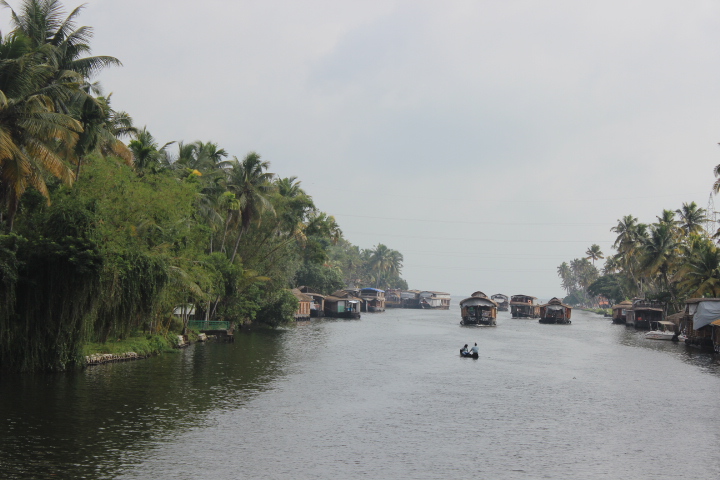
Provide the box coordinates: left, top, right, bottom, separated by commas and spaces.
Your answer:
558, 199, 720, 313
0, 1, 406, 371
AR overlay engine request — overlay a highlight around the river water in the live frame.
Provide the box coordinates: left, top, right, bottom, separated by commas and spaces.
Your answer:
1, 305, 720, 479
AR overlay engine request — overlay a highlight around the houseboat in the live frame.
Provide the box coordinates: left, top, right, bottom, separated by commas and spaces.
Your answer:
324, 290, 362, 319
298, 286, 325, 318
539, 297, 572, 324
385, 289, 402, 308
611, 300, 632, 324
491, 294, 509, 312
401, 290, 421, 308
510, 295, 540, 318
626, 298, 665, 330
677, 298, 720, 350
291, 288, 312, 321
419, 291, 451, 310
460, 291, 498, 326
360, 288, 386, 312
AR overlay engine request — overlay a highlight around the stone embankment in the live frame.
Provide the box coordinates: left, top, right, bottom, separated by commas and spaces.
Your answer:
85, 352, 146, 366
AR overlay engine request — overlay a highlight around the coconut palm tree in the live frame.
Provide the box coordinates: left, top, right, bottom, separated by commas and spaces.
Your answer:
676, 201, 707, 235
0, 29, 80, 231
677, 238, 720, 297
128, 127, 173, 173
73, 93, 136, 179
226, 152, 276, 264
585, 244, 604, 265
557, 262, 572, 293
641, 222, 680, 304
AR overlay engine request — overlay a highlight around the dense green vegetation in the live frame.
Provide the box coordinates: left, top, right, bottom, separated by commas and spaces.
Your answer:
560, 201, 720, 311
0, 1, 406, 371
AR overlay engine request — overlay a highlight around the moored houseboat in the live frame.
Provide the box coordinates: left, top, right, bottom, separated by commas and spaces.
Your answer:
460, 291, 498, 326
677, 298, 720, 350
611, 300, 632, 324
324, 290, 362, 319
401, 290, 421, 308
539, 297, 572, 324
491, 294, 509, 311
298, 286, 325, 318
385, 289, 402, 308
291, 288, 312, 321
419, 291, 451, 309
510, 294, 540, 318
626, 298, 665, 330
360, 287, 386, 312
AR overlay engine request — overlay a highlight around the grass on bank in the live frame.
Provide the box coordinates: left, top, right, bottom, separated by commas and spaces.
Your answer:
81, 333, 179, 358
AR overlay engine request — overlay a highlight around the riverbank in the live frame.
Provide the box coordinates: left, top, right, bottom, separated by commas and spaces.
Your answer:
81, 333, 179, 366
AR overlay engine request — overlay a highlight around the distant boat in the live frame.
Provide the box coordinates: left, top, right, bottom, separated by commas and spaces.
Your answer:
460, 291, 498, 326
510, 295, 540, 318
491, 294, 509, 311
539, 297, 572, 324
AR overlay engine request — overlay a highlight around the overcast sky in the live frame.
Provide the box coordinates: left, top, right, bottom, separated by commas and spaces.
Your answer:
6, 0, 720, 298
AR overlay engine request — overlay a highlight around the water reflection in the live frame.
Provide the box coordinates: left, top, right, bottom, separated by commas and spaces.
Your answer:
1, 310, 719, 479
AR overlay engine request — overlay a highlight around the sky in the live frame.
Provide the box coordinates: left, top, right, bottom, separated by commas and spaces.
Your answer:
5, 0, 720, 298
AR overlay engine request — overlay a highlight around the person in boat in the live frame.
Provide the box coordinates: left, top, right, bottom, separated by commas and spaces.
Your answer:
470, 343, 479, 355
460, 344, 469, 356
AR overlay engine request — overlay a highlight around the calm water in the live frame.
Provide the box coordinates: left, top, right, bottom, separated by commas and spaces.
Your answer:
2, 305, 720, 479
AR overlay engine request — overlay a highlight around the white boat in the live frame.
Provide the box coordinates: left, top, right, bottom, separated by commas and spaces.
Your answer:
644, 320, 676, 341
644, 330, 675, 340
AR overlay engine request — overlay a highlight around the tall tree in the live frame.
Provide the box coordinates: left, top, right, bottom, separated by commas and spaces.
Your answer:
676, 201, 707, 235
226, 152, 275, 264
585, 244, 604, 265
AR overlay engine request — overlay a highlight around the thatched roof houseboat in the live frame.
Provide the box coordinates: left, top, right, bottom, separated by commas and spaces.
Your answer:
419, 291, 451, 310
678, 298, 720, 350
360, 288, 386, 312
626, 298, 665, 330
491, 294, 509, 311
401, 290, 421, 308
460, 291, 498, 326
298, 286, 325, 317
510, 295, 540, 318
539, 297, 572, 324
611, 300, 633, 324
291, 289, 313, 321
324, 290, 362, 319
385, 289, 402, 308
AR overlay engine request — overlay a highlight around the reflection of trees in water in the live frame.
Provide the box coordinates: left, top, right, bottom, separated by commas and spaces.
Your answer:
0, 329, 288, 479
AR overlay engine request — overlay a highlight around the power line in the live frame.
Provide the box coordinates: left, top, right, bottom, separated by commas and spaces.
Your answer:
343, 230, 614, 244
333, 213, 608, 226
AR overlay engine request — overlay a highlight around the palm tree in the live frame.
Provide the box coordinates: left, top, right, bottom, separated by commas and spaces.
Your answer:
557, 262, 572, 293
0, 29, 80, 231
128, 127, 173, 173
73, 93, 136, 179
1, 0, 121, 82
367, 244, 392, 287
677, 238, 720, 297
641, 222, 680, 304
585, 244, 604, 265
676, 201, 707, 235
226, 152, 276, 264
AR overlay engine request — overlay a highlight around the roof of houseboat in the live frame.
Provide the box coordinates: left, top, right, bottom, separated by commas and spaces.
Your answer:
361, 287, 385, 292
291, 289, 313, 303
611, 300, 633, 309
460, 296, 498, 307
665, 312, 684, 325
685, 298, 720, 304
470, 291, 488, 298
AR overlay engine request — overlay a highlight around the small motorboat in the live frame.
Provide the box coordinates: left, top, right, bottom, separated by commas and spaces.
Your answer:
644, 321, 677, 341
460, 349, 479, 359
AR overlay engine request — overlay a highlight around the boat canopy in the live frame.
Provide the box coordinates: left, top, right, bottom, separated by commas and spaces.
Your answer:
460, 297, 497, 308
546, 304, 566, 311
692, 300, 720, 330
